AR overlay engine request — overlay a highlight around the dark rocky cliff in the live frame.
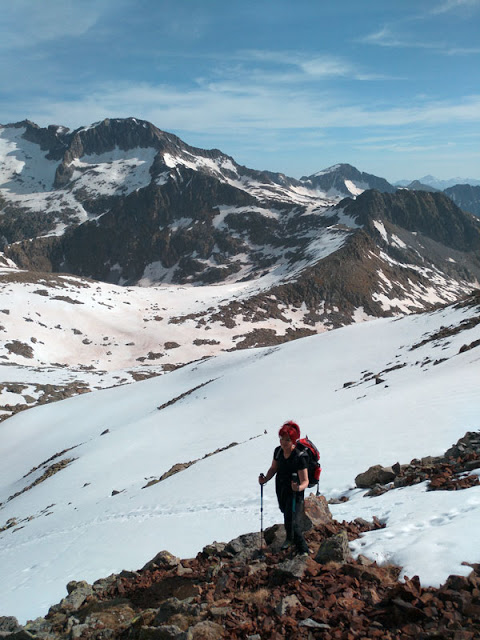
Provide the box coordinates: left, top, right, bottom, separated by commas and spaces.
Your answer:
444, 184, 480, 217
341, 189, 480, 253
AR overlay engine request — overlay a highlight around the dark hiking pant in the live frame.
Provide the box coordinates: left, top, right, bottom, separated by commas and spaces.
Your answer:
281, 492, 309, 553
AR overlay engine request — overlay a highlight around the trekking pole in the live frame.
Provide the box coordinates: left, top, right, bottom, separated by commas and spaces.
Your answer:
291, 473, 297, 542
259, 474, 265, 552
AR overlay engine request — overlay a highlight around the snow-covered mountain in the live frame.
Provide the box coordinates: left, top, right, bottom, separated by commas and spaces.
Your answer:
0, 291, 479, 624
301, 163, 396, 198
1, 118, 480, 425
2, 121, 376, 297
1, 119, 479, 314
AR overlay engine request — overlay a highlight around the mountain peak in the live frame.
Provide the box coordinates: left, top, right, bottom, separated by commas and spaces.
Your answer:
300, 163, 396, 198
310, 162, 355, 177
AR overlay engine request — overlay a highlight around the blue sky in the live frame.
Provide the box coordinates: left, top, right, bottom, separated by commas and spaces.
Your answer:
1, 0, 479, 181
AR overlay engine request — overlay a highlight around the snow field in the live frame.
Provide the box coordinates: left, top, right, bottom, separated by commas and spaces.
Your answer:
0, 302, 479, 622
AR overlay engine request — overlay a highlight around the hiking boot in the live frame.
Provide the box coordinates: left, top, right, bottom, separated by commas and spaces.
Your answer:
281, 539, 293, 550
297, 549, 310, 557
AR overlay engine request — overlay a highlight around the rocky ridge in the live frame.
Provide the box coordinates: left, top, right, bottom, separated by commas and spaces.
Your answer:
1, 497, 479, 639
444, 185, 480, 218
354, 431, 480, 497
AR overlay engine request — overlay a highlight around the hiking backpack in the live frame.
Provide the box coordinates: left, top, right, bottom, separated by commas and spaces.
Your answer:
296, 437, 322, 494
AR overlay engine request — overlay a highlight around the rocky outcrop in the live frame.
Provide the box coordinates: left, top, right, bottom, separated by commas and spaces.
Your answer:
355, 431, 480, 496
3, 492, 480, 639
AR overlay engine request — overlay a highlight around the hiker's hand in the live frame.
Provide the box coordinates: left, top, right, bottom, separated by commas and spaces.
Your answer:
291, 480, 299, 492
259, 474, 267, 485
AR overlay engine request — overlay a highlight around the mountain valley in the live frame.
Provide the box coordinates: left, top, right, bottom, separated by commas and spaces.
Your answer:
0, 119, 479, 423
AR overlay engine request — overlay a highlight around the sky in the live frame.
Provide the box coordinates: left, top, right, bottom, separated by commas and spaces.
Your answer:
0, 290, 479, 623
1, 1, 480, 184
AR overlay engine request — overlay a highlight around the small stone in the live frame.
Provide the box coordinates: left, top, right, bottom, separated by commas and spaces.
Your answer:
209, 606, 229, 617
274, 594, 301, 615
299, 619, 331, 629
189, 621, 224, 640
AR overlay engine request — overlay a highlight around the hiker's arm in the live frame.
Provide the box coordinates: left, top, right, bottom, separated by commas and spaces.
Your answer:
292, 467, 309, 492
259, 459, 278, 484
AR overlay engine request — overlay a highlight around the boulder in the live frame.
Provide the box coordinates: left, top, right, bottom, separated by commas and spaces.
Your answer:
3, 631, 35, 640
301, 494, 333, 530
142, 550, 180, 571
0, 617, 22, 633
66, 579, 91, 595
355, 465, 396, 488
201, 542, 226, 557
59, 582, 94, 612
154, 598, 201, 626
263, 524, 285, 552
224, 532, 261, 562
315, 530, 352, 564
23, 617, 54, 636
139, 625, 187, 640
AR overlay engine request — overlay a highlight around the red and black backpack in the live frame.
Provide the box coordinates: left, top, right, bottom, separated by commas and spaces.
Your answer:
296, 436, 322, 493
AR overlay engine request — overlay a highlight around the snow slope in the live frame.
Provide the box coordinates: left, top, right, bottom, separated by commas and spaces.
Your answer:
0, 297, 479, 623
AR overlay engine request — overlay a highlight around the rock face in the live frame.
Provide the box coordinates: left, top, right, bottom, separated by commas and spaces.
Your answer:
3, 489, 480, 639
341, 188, 480, 252
445, 183, 480, 217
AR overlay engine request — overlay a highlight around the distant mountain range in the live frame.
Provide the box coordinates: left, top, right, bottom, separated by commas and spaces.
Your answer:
395, 175, 480, 190
0, 117, 479, 392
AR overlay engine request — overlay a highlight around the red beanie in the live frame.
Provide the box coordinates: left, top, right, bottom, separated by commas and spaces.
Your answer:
278, 420, 300, 443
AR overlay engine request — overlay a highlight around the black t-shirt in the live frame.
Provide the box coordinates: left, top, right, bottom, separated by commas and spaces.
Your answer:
274, 445, 308, 509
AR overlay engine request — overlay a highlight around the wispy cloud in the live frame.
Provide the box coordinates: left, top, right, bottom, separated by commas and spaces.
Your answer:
360, 24, 480, 56
445, 46, 480, 55
207, 49, 395, 89
16, 78, 480, 137
0, 0, 115, 50
431, 0, 480, 14
360, 27, 441, 50
242, 50, 354, 78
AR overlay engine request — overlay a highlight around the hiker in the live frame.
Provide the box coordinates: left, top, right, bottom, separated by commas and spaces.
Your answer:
258, 420, 310, 555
